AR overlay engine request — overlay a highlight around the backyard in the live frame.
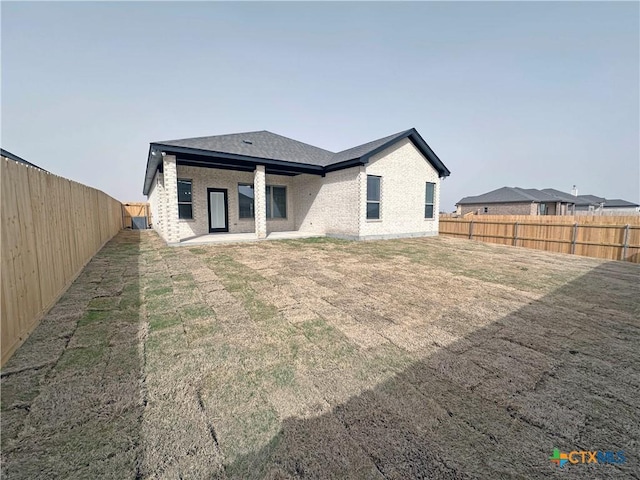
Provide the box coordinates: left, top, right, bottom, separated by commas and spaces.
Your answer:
1, 231, 638, 479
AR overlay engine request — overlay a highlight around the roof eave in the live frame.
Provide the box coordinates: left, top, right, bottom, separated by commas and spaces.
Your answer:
358, 128, 451, 178
142, 143, 325, 195
142, 145, 161, 195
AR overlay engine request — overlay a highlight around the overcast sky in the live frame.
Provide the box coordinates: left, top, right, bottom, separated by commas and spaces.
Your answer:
2, 1, 639, 210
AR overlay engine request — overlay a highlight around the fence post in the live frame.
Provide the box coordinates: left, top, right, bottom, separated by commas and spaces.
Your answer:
469, 220, 474, 240
571, 223, 578, 255
622, 224, 630, 261
513, 222, 519, 247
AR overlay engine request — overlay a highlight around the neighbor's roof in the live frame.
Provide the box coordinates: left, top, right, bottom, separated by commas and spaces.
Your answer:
1, 148, 47, 172
457, 187, 637, 208
143, 128, 450, 195
457, 187, 562, 205
540, 188, 580, 203
574, 194, 605, 206
602, 198, 640, 208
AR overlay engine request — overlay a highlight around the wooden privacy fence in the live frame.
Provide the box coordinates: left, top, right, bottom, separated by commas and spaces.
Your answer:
439, 215, 640, 263
1, 158, 123, 366
122, 202, 151, 229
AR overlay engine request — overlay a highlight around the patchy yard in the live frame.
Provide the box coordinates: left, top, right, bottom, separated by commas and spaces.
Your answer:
2, 231, 639, 479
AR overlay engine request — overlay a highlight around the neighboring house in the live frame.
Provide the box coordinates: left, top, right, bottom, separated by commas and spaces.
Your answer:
143, 128, 451, 244
456, 187, 574, 216
596, 198, 640, 214
573, 194, 605, 212
1, 148, 48, 172
456, 186, 639, 216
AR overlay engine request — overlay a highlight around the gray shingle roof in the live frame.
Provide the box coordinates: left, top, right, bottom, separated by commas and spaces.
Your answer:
458, 187, 638, 209
144, 128, 450, 195
457, 187, 561, 205
330, 130, 412, 164
540, 188, 579, 203
603, 199, 639, 208
154, 129, 418, 168
574, 194, 605, 206
155, 131, 335, 167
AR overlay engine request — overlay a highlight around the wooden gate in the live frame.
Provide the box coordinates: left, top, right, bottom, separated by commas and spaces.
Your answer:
122, 202, 151, 229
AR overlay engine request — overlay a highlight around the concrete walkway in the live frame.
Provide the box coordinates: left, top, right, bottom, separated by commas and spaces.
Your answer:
178, 230, 324, 246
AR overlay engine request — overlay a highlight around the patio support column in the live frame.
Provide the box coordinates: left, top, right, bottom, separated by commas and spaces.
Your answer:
254, 165, 267, 239
163, 154, 180, 244
156, 172, 166, 239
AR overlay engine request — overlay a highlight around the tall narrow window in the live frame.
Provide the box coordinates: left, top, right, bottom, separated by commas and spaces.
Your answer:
270, 186, 287, 219
367, 175, 381, 220
425, 182, 435, 219
238, 184, 255, 218
177, 179, 193, 219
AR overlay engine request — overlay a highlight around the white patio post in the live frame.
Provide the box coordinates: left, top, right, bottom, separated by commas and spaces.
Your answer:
254, 165, 267, 239
163, 154, 180, 244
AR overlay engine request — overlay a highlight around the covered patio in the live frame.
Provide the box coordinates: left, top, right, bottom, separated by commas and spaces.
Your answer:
143, 131, 331, 245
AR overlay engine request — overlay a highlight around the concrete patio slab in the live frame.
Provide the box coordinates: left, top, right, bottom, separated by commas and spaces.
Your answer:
176, 231, 325, 246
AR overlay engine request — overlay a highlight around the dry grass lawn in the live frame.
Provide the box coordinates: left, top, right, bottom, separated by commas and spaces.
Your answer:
1, 230, 639, 479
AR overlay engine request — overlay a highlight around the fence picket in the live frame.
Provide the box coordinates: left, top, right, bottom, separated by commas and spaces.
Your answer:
1, 158, 123, 366
439, 215, 640, 263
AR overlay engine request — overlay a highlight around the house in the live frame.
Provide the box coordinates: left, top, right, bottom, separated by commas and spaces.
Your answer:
455, 187, 574, 216
142, 128, 451, 244
595, 198, 640, 214
456, 186, 639, 216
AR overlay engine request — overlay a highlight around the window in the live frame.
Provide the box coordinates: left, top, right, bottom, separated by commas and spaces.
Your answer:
238, 184, 254, 218
425, 182, 435, 219
177, 179, 193, 219
366, 175, 381, 220
267, 186, 287, 219
237, 184, 287, 219
483, 206, 488, 213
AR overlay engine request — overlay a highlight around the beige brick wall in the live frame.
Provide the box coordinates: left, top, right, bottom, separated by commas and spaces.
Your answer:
293, 167, 361, 236
163, 156, 180, 243
147, 138, 446, 242
147, 170, 167, 241
359, 138, 440, 238
175, 165, 295, 239
459, 202, 536, 216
